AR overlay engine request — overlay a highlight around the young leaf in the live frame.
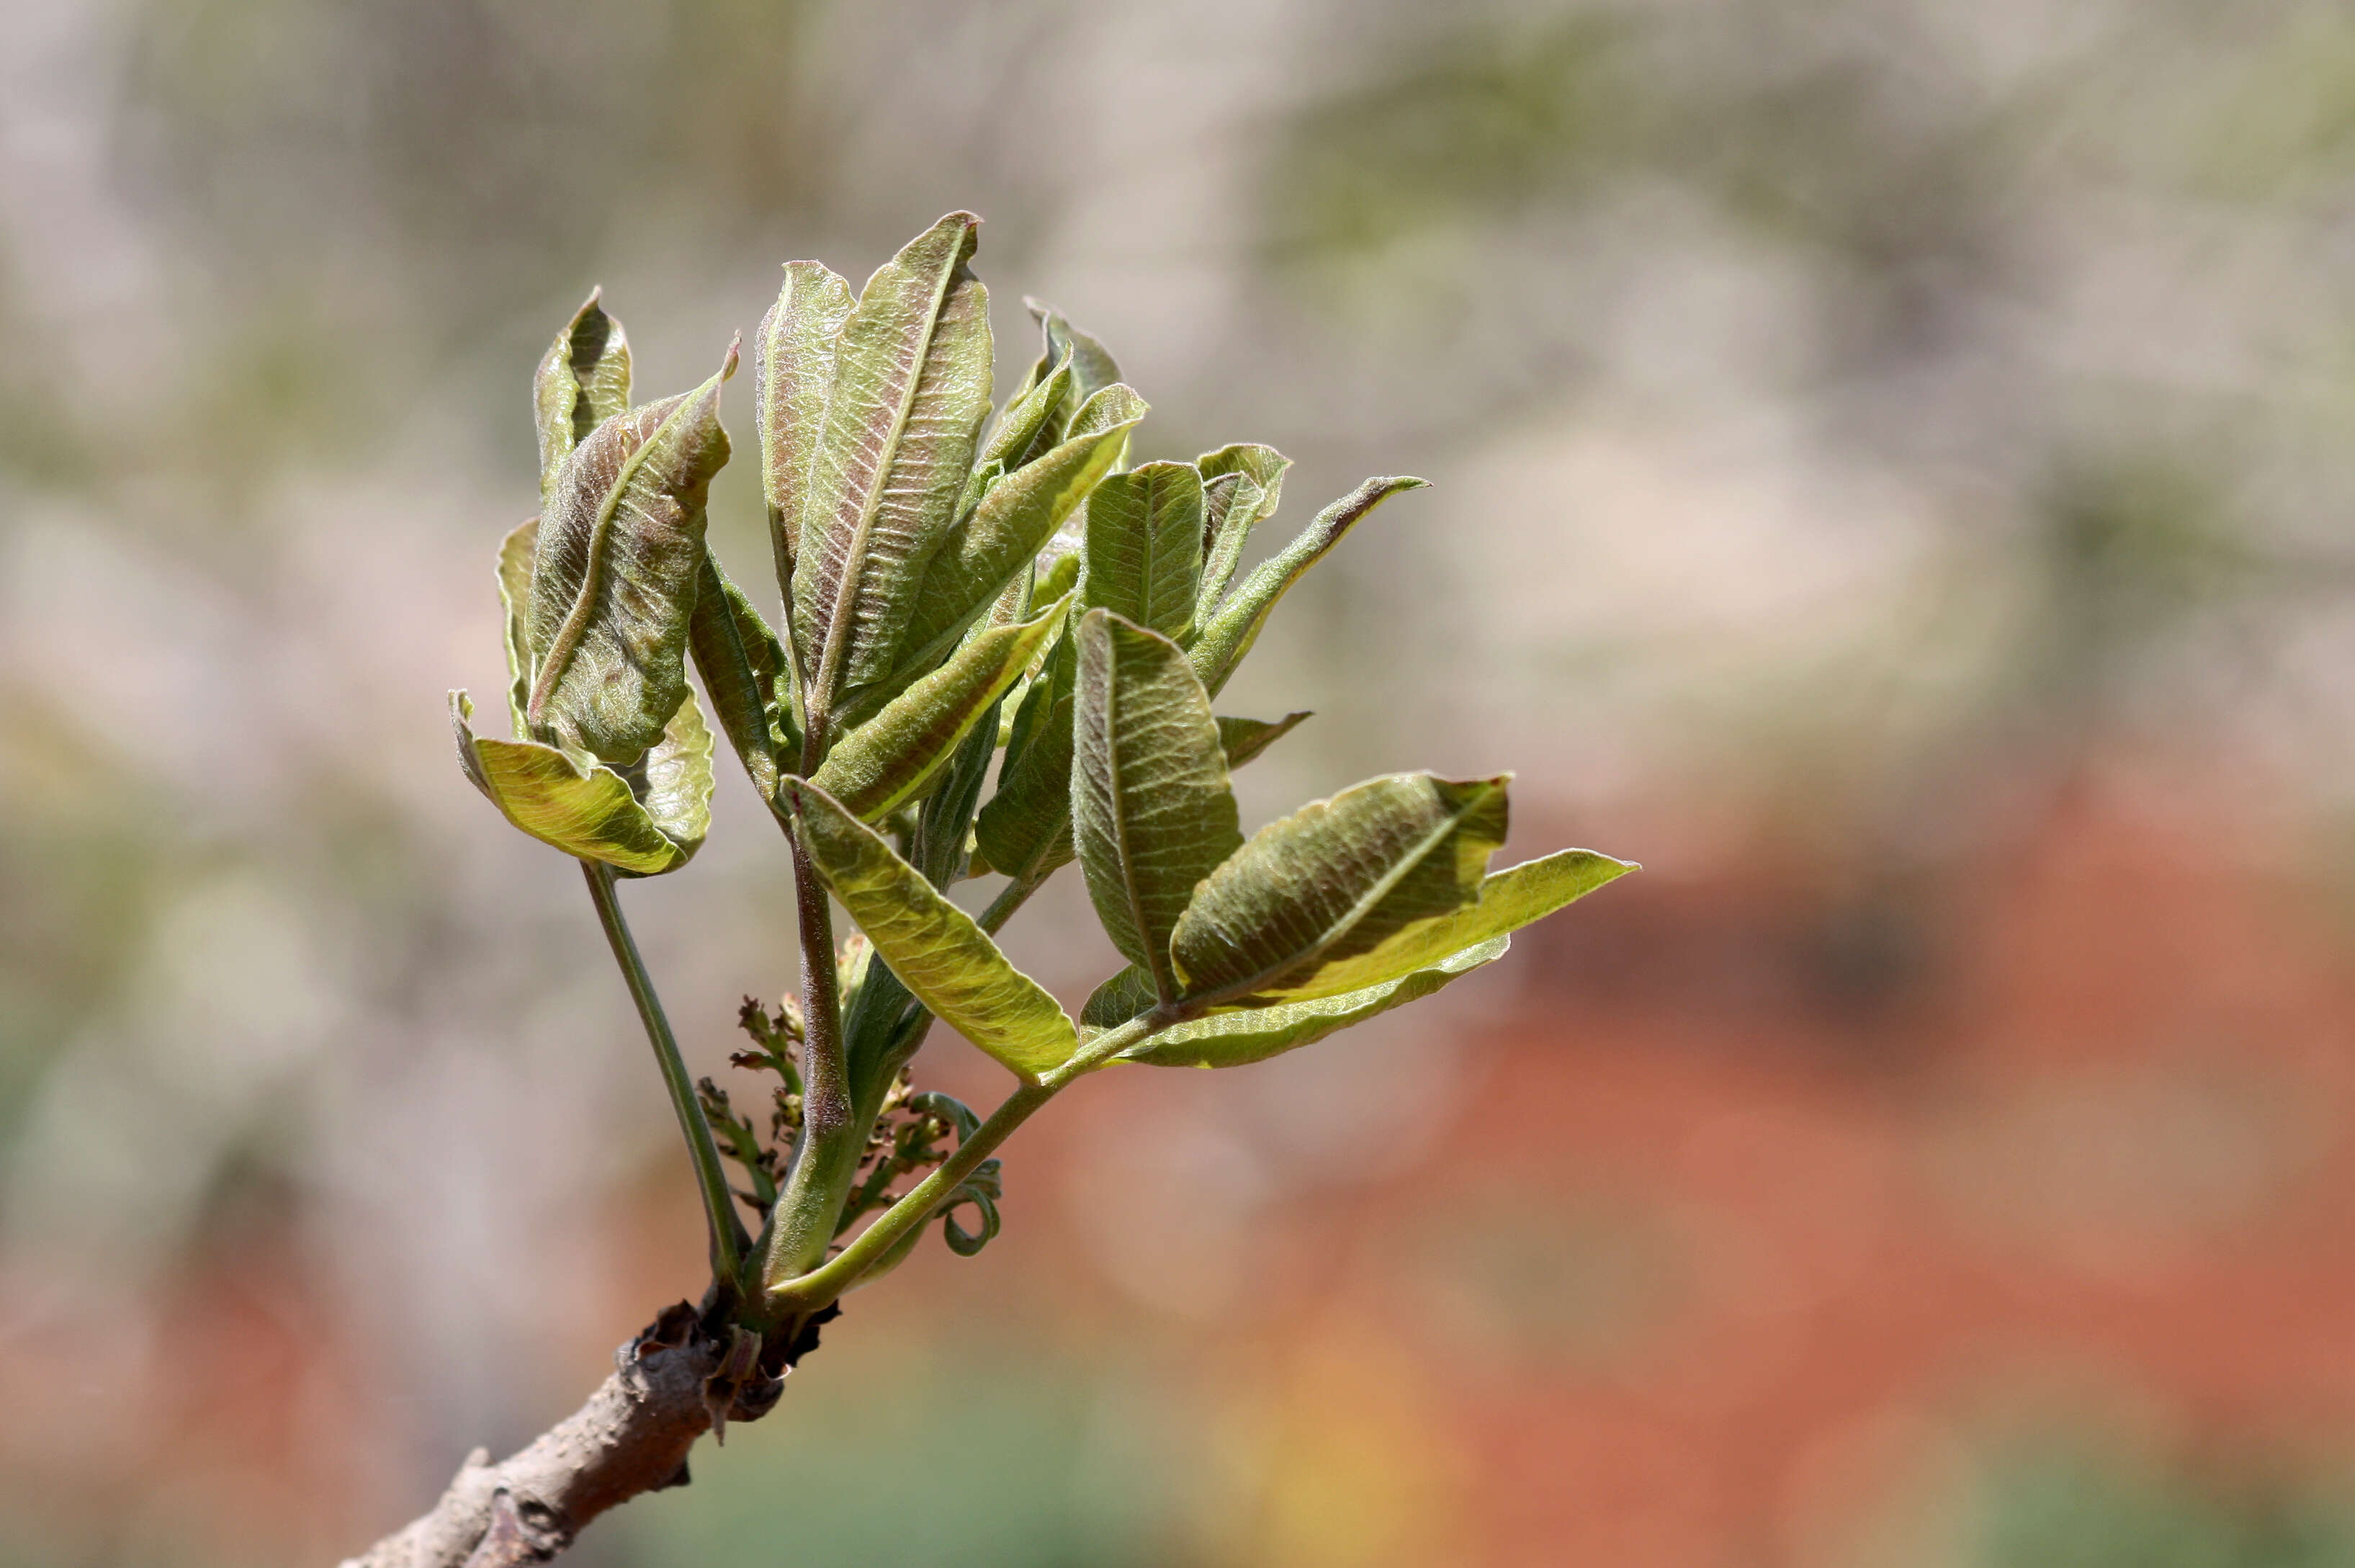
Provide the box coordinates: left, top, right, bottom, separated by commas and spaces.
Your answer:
1022, 298, 1121, 418
1072, 611, 1242, 1000
812, 591, 1072, 823
979, 347, 1072, 472
687, 551, 794, 804
524, 346, 737, 763
1194, 443, 1290, 615
1084, 462, 1204, 642
1272, 847, 1636, 1000
1217, 711, 1311, 770
1170, 771, 1509, 1004
497, 518, 539, 735
879, 387, 1145, 692
972, 630, 1077, 882
533, 290, 632, 514
1078, 962, 1159, 1034
450, 690, 709, 874
1118, 938, 1507, 1067
1189, 475, 1425, 698
793, 214, 994, 719
785, 778, 1077, 1082
754, 260, 853, 604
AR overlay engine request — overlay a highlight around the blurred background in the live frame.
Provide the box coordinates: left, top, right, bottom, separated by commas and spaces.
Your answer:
9, 0, 2355, 1562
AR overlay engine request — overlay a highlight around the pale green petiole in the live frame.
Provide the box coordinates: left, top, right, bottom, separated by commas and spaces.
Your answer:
583, 860, 748, 1294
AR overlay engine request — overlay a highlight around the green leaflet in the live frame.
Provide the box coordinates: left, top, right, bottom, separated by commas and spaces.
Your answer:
1189, 475, 1425, 699
687, 551, 794, 805
1033, 550, 1080, 609
979, 347, 1072, 472
878, 386, 1146, 694
497, 518, 539, 735
532, 290, 632, 516
1021, 298, 1121, 425
813, 591, 1072, 823
1195, 444, 1290, 617
1079, 964, 1159, 1034
1170, 772, 1510, 1005
1072, 611, 1242, 1000
1084, 462, 1204, 642
1291, 846, 1637, 1000
754, 260, 853, 604
524, 348, 736, 764
786, 778, 1077, 1083
1118, 938, 1508, 1068
1216, 711, 1311, 770
972, 629, 1077, 883
793, 214, 995, 718
450, 689, 712, 874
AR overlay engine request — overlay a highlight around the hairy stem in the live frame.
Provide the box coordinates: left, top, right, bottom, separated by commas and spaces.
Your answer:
767, 1079, 1053, 1310
767, 1012, 1159, 1310
583, 861, 745, 1293
760, 829, 862, 1286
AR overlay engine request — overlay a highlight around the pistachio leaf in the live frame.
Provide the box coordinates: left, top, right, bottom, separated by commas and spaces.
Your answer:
1084, 462, 1204, 642
524, 346, 737, 763
880, 387, 1145, 692
979, 346, 1072, 472
813, 591, 1072, 823
1118, 938, 1507, 1067
1285, 847, 1637, 1000
754, 260, 853, 604
1079, 964, 1159, 1034
972, 629, 1077, 883
793, 213, 994, 717
687, 550, 794, 804
1170, 771, 1510, 1004
633, 683, 718, 869
1189, 475, 1425, 699
533, 291, 632, 515
1216, 711, 1311, 770
785, 778, 1077, 1082
1072, 611, 1242, 1000
497, 518, 539, 735
449, 690, 706, 874
1194, 444, 1290, 615
1022, 298, 1121, 419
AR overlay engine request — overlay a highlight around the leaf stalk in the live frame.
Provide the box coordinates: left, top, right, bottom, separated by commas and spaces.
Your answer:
582, 860, 748, 1296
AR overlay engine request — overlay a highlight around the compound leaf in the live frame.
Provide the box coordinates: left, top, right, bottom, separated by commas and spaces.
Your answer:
1170, 771, 1509, 1004
879, 386, 1144, 694
1194, 443, 1290, 615
450, 689, 708, 874
754, 260, 853, 604
1072, 611, 1241, 999
1118, 938, 1507, 1067
1085, 462, 1204, 642
533, 291, 632, 515
813, 591, 1072, 823
1216, 711, 1311, 771
497, 517, 539, 735
524, 346, 736, 763
1189, 475, 1425, 698
688, 550, 794, 804
793, 214, 993, 717
1289, 846, 1637, 1000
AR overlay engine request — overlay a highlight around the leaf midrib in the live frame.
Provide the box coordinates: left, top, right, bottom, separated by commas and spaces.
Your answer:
528, 395, 700, 737
1180, 787, 1486, 1007
809, 254, 965, 734
1098, 635, 1169, 1002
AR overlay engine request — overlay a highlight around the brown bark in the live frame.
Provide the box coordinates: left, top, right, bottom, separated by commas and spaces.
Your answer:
339, 1302, 819, 1567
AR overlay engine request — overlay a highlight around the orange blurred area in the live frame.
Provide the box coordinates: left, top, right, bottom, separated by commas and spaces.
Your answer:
9, 1, 2355, 1564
